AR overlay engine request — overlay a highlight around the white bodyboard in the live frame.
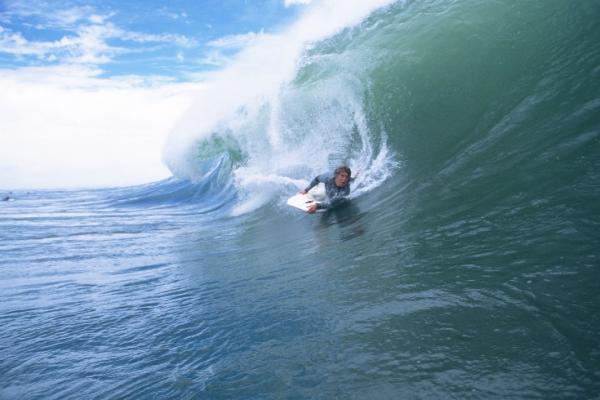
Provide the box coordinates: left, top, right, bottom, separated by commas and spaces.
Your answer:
287, 193, 319, 212
286, 183, 326, 212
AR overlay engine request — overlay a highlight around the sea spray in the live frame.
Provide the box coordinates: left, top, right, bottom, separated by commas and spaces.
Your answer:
163, 0, 401, 213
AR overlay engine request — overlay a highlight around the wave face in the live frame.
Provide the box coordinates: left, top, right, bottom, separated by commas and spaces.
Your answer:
2, 1, 600, 399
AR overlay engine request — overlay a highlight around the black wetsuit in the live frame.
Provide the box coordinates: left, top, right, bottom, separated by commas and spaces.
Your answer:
304, 173, 353, 210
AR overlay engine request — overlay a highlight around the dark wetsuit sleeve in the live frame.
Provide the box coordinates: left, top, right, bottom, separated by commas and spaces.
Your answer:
316, 201, 329, 210
317, 197, 340, 210
317, 177, 351, 210
304, 175, 323, 193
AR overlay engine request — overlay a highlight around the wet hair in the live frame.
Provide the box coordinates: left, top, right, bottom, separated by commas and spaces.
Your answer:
334, 166, 351, 177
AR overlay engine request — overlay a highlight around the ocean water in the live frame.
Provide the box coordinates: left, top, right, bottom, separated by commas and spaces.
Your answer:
2, 0, 600, 398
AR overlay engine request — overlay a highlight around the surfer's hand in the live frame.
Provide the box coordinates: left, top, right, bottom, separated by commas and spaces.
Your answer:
299, 190, 307, 195
307, 204, 318, 214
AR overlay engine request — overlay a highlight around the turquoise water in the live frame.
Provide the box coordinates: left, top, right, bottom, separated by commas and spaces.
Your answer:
2, 1, 600, 398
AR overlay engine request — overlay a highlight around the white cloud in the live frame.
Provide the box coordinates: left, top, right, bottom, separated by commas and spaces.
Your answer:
199, 31, 265, 67
121, 30, 195, 47
199, 50, 228, 67
1, 2, 95, 29
0, 4, 195, 68
0, 66, 203, 189
158, 7, 190, 21
207, 31, 264, 49
88, 14, 110, 24
284, 0, 314, 7
0, 23, 124, 65
52, 6, 94, 26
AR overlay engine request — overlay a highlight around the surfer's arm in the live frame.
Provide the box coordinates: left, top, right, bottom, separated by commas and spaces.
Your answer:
302, 174, 325, 193
317, 193, 349, 210
308, 200, 329, 213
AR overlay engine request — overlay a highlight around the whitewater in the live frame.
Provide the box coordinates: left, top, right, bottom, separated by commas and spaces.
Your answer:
2, 0, 599, 398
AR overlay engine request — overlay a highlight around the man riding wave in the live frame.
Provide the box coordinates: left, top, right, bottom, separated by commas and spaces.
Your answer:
299, 166, 355, 214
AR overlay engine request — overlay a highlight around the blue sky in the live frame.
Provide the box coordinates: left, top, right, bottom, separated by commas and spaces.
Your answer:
0, 0, 307, 80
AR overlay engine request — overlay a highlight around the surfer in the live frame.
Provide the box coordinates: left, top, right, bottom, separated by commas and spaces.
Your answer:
300, 166, 355, 214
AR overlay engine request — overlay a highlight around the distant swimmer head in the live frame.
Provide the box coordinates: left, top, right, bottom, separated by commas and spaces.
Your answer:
334, 165, 352, 188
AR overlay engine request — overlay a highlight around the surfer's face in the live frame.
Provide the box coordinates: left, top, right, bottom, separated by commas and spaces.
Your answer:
335, 172, 350, 187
